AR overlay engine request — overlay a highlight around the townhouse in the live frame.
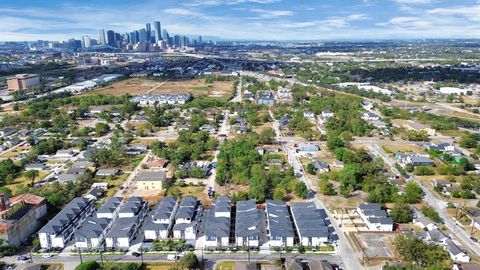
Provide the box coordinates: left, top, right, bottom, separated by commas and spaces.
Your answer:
205, 196, 232, 248
235, 199, 260, 248
144, 196, 178, 240
105, 197, 148, 249
172, 196, 202, 240
39, 197, 96, 249
265, 200, 294, 247
290, 202, 331, 247
356, 203, 394, 232
74, 197, 123, 249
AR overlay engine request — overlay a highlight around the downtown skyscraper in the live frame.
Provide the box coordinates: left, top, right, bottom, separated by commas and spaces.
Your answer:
154, 21, 162, 42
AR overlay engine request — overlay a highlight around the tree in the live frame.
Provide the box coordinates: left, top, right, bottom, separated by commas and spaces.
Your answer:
421, 205, 441, 223
459, 134, 477, 148
24, 170, 39, 187
403, 182, 423, 203
327, 137, 344, 150
306, 163, 316, 174
75, 261, 100, 270
390, 202, 413, 223
95, 122, 110, 136
273, 187, 286, 200
294, 182, 308, 199
414, 166, 435, 176
394, 233, 450, 268
319, 178, 336, 195
258, 127, 276, 145
177, 253, 199, 269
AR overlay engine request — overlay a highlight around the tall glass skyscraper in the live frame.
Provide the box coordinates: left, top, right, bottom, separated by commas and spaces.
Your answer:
154, 21, 162, 42
98, 29, 106, 45
146, 23, 152, 43
106, 30, 115, 47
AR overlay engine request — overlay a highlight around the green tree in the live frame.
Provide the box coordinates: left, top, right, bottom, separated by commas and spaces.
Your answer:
258, 127, 276, 145
390, 202, 413, 224
306, 163, 316, 174
294, 181, 308, 199
403, 182, 423, 203
95, 122, 110, 136
75, 261, 100, 270
319, 178, 336, 195
273, 187, 286, 200
24, 170, 39, 187
327, 137, 344, 150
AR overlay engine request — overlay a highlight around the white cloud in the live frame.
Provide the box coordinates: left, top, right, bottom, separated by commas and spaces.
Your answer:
249, 8, 293, 18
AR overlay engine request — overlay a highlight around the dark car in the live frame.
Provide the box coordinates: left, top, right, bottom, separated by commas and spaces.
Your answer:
132, 252, 141, 257
471, 237, 478, 243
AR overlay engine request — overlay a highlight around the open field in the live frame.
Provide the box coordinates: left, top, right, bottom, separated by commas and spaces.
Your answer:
5, 170, 50, 195
83, 78, 234, 99
144, 262, 176, 270
150, 79, 233, 99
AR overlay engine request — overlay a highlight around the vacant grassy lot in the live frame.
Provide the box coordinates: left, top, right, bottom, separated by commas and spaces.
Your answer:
6, 170, 50, 195
82, 78, 156, 96
85, 78, 234, 100
150, 79, 233, 99
144, 262, 176, 270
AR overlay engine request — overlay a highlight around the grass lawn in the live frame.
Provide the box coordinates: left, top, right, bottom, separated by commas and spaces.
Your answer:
144, 262, 176, 270
215, 261, 235, 270
437, 129, 469, 137
5, 170, 50, 195
97, 173, 130, 197
382, 144, 423, 154
117, 154, 146, 171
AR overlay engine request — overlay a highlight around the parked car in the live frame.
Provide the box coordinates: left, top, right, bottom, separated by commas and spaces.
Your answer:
16, 255, 30, 262
132, 252, 141, 257
42, 253, 53, 258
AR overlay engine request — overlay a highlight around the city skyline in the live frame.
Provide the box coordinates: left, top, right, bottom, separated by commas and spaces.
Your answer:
0, 0, 480, 41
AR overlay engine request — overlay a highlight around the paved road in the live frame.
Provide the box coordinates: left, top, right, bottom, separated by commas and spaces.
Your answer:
9, 252, 344, 270
230, 77, 242, 103
368, 144, 480, 258
270, 111, 365, 270
114, 151, 151, 197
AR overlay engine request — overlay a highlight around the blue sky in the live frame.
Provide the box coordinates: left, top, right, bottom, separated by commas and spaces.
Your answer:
1, 0, 479, 41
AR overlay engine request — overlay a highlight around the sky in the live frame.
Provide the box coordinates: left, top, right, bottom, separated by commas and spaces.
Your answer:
0, 0, 480, 41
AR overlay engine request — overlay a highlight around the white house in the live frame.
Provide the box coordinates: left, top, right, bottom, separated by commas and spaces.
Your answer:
445, 240, 470, 263
414, 216, 437, 231
172, 196, 202, 240
356, 203, 394, 232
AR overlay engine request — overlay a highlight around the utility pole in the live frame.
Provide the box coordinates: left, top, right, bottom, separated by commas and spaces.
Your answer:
78, 248, 83, 264
29, 248, 33, 263
247, 238, 250, 262
100, 248, 104, 265
140, 247, 144, 264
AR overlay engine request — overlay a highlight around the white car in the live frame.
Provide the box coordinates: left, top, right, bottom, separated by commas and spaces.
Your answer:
42, 253, 53, 258
167, 254, 179, 261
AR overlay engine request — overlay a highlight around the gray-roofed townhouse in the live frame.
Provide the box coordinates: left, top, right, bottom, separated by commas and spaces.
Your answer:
39, 197, 95, 249
235, 199, 260, 247
74, 217, 111, 249
290, 202, 331, 247
105, 197, 148, 249
144, 196, 178, 240
204, 196, 231, 248
96, 197, 123, 220
172, 196, 202, 240
265, 200, 294, 247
